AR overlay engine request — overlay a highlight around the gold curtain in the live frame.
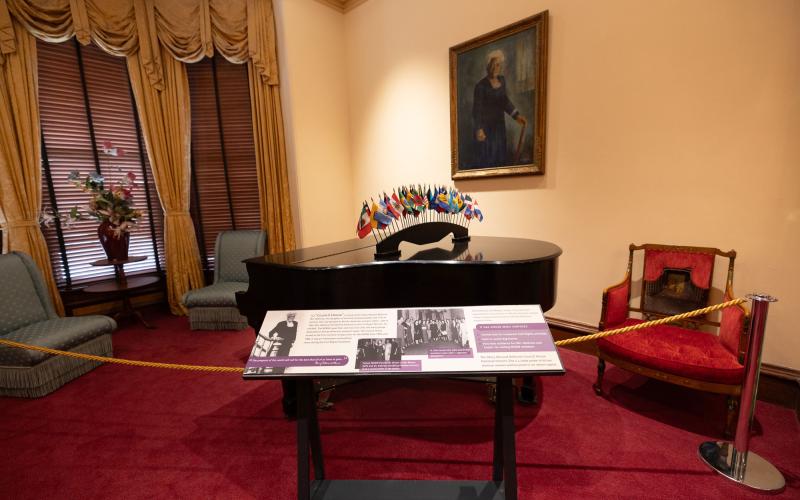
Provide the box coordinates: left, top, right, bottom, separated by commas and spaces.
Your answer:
249, 62, 295, 253
128, 45, 202, 315
0, 17, 64, 314
0, 0, 295, 313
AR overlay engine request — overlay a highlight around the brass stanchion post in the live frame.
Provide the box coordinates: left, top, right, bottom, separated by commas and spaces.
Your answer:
698, 293, 785, 492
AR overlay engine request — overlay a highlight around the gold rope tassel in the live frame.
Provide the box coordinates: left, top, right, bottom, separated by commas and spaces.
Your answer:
0, 298, 746, 373
554, 297, 746, 346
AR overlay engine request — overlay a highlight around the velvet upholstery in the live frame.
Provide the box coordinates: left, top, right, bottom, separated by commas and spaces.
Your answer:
719, 292, 746, 356
603, 279, 630, 329
643, 248, 714, 288
598, 319, 743, 385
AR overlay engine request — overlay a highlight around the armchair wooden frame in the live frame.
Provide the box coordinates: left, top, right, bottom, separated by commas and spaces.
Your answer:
594, 243, 750, 437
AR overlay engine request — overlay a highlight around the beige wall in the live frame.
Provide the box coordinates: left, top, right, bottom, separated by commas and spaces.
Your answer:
342, 0, 800, 369
274, 0, 353, 247
278, 0, 800, 369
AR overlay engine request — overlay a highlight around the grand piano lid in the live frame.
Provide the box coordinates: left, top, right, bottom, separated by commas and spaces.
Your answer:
245, 236, 562, 269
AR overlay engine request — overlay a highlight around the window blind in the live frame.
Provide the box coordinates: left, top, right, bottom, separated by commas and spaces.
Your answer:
38, 40, 165, 287
187, 55, 260, 268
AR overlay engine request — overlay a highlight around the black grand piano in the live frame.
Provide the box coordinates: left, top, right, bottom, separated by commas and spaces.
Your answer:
237, 236, 560, 330
236, 235, 562, 500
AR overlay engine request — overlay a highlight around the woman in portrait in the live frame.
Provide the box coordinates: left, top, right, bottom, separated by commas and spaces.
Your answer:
472, 50, 527, 167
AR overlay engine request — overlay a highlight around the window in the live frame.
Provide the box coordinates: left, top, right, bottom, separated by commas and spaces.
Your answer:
38, 40, 165, 287
187, 54, 260, 269
38, 42, 258, 286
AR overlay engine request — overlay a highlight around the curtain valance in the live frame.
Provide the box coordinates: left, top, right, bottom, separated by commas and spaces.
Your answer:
0, 0, 279, 87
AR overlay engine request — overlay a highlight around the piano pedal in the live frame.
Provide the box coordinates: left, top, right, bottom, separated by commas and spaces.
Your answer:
316, 388, 335, 411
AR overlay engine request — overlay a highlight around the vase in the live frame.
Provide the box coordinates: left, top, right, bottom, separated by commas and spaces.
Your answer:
97, 221, 130, 261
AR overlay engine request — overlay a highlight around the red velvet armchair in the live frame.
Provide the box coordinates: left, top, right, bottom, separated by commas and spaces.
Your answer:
594, 244, 749, 437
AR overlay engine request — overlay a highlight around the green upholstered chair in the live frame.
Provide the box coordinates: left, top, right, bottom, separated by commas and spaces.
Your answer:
0, 251, 116, 397
182, 230, 266, 330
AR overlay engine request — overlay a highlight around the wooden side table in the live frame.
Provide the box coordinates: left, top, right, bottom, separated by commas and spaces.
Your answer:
85, 256, 158, 329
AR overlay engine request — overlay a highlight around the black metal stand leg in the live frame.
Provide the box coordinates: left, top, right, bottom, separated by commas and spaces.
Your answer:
309, 390, 325, 480
498, 376, 518, 500
297, 379, 313, 500
492, 376, 504, 482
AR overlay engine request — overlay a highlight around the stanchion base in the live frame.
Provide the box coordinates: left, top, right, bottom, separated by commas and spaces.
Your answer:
698, 441, 785, 493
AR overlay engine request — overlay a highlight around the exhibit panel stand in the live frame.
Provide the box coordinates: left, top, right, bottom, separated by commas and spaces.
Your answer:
296, 375, 521, 500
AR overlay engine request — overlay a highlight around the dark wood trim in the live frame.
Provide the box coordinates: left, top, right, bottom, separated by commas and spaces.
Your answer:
74, 39, 102, 176
61, 271, 165, 317
70, 291, 166, 317
547, 315, 800, 415
189, 150, 209, 271
761, 363, 800, 381
546, 316, 596, 335
210, 56, 236, 230
40, 137, 72, 287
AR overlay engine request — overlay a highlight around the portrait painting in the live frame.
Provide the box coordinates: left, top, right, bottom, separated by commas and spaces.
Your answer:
450, 12, 548, 180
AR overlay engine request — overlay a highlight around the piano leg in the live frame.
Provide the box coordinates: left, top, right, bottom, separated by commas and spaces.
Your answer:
283, 379, 298, 418
518, 376, 538, 405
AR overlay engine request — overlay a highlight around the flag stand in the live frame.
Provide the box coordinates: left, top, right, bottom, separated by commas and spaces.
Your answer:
374, 222, 469, 259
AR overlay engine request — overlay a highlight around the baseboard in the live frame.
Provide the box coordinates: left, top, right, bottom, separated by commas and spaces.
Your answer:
545, 316, 597, 335
546, 315, 800, 416
761, 363, 800, 381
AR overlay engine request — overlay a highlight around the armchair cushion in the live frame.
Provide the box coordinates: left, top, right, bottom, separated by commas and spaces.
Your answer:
598, 318, 744, 385
0, 316, 117, 367
182, 282, 248, 308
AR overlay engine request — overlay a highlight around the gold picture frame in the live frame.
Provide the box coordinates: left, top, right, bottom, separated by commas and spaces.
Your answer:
450, 11, 548, 180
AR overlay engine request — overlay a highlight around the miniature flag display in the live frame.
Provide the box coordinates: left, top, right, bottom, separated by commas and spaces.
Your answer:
355, 184, 484, 240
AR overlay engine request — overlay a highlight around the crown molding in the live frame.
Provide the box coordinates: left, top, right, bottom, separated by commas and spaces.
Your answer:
314, 0, 369, 14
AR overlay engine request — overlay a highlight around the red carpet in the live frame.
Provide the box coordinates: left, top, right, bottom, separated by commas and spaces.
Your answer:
1, 310, 798, 499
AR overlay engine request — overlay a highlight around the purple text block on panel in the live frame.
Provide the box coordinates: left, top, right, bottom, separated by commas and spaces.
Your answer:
359, 360, 422, 372
246, 355, 349, 368
428, 347, 474, 359
474, 323, 554, 353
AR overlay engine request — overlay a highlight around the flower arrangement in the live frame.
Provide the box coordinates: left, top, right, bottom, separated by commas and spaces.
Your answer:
38, 141, 144, 260
66, 170, 143, 237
